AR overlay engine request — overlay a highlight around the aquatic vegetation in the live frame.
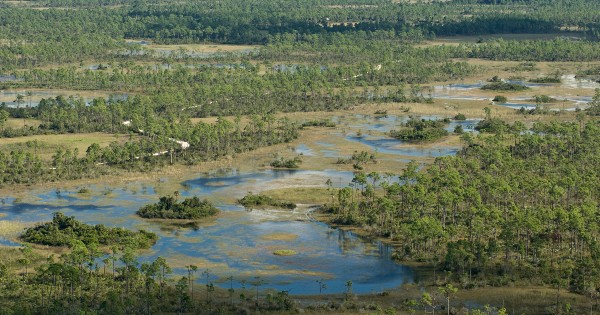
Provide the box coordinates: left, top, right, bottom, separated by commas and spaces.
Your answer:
273, 249, 297, 256
261, 233, 299, 242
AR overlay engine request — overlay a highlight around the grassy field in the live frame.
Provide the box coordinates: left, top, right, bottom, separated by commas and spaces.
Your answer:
262, 187, 332, 205
0, 132, 132, 160
0, 220, 28, 240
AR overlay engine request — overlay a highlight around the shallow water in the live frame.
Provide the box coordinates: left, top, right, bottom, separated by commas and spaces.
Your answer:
293, 144, 316, 156
346, 135, 458, 158
561, 75, 600, 89
433, 80, 549, 92
0, 169, 414, 294
498, 102, 538, 110
0, 238, 21, 247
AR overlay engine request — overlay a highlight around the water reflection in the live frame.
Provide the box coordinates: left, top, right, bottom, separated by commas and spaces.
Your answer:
0, 169, 414, 294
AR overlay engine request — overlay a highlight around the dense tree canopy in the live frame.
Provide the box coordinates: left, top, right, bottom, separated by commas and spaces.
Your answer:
21, 212, 158, 248
327, 119, 600, 293
137, 195, 220, 219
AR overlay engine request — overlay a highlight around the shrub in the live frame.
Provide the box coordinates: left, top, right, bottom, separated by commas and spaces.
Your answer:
454, 113, 467, 120
238, 193, 295, 209
301, 120, 336, 128
529, 77, 561, 83
390, 118, 449, 142
492, 95, 508, 103
474, 118, 511, 133
481, 82, 529, 91
137, 194, 220, 220
21, 212, 158, 249
270, 156, 302, 168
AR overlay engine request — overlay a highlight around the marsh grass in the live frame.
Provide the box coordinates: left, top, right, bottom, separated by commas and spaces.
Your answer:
260, 233, 299, 242
0, 220, 28, 239
263, 187, 331, 205
273, 249, 297, 256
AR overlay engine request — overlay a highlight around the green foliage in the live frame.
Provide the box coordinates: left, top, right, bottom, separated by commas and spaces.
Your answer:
301, 120, 336, 128
516, 106, 551, 116
390, 118, 449, 143
21, 212, 157, 249
336, 150, 377, 170
0, 112, 300, 185
474, 118, 511, 133
586, 89, 600, 116
492, 95, 508, 103
136, 194, 219, 220
239, 193, 296, 209
77, 187, 91, 194
458, 39, 600, 62
454, 124, 464, 134
270, 155, 302, 168
529, 77, 561, 83
481, 82, 530, 91
453, 113, 467, 121
532, 94, 556, 103
328, 119, 600, 293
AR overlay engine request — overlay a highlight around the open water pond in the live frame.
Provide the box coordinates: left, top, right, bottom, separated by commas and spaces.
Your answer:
346, 135, 459, 158
333, 114, 475, 158
0, 169, 414, 294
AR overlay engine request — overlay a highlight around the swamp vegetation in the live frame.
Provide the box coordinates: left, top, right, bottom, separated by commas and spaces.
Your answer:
1, 0, 600, 313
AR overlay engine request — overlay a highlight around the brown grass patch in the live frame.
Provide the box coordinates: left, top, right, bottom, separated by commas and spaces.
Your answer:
263, 187, 331, 205
0, 220, 28, 239
260, 233, 299, 242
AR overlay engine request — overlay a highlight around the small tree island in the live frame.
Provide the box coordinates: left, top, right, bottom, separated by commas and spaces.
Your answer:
21, 212, 158, 249
136, 193, 220, 220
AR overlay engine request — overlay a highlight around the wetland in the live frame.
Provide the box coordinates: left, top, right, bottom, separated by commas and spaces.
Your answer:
1, 0, 600, 313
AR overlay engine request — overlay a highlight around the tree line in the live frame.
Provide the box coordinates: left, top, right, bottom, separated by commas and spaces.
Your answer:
325, 118, 600, 300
